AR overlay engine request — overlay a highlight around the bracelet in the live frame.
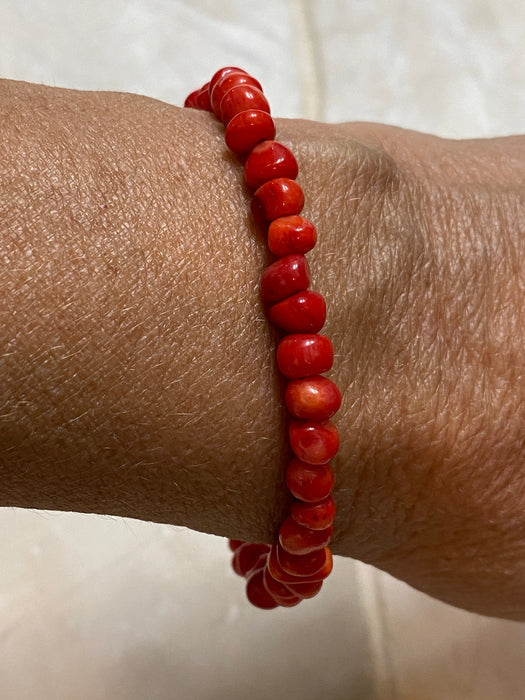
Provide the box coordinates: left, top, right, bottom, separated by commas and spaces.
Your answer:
185, 68, 341, 609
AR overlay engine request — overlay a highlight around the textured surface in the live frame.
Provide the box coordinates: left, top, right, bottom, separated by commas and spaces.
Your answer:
1, 1, 525, 698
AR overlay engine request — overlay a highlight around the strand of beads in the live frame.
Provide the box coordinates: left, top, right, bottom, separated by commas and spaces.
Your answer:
185, 67, 341, 609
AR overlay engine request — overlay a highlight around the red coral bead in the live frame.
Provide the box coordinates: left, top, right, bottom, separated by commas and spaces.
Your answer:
228, 538, 245, 552
267, 545, 330, 584
195, 83, 212, 111
276, 334, 333, 379
244, 140, 299, 190
268, 215, 317, 256
268, 290, 326, 333
211, 72, 262, 118
285, 375, 342, 421
184, 89, 200, 109
279, 516, 333, 555
289, 419, 339, 464
284, 579, 323, 599
260, 254, 310, 306
276, 543, 329, 577
291, 496, 336, 531
224, 110, 276, 155
285, 457, 335, 502
245, 569, 279, 609
209, 66, 248, 93
262, 567, 302, 607
220, 85, 270, 126
232, 542, 270, 577
251, 178, 304, 221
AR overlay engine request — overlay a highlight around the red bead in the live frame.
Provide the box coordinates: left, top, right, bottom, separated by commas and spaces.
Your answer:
211, 72, 262, 118
285, 458, 335, 502
260, 254, 310, 306
268, 215, 317, 256
232, 542, 270, 577
268, 291, 326, 333
285, 375, 341, 421
289, 419, 339, 464
228, 538, 245, 552
263, 567, 302, 607
220, 85, 270, 126
195, 83, 212, 111
283, 579, 323, 600
244, 141, 299, 190
276, 334, 333, 379
279, 516, 333, 555
291, 496, 336, 531
276, 543, 329, 578
209, 66, 248, 94
267, 545, 329, 584
225, 110, 276, 155
251, 178, 304, 221
184, 89, 200, 109
245, 569, 279, 609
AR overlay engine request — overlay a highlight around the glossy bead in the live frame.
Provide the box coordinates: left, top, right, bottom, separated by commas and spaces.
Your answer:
276, 334, 333, 379
285, 375, 341, 421
289, 419, 339, 464
225, 110, 276, 155
220, 85, 270, 126
285, 457, 335, 502
263, 567, 302, 607
268, 291, 326, 333
228, 538, 245, 552
251, 178, 304, 221
209, 66, 248, 94
211, 72, 262, 118
283, 579, 323, 599
260, 254, 310, 306
268, 544, 329, 584
184, 89, 200, 109
195, 83, 212, 111
291, 495, 336, 531
244, 141, 299, 190
245, 569, 279, 609
268, 215, 317, 256
279, 516, 333, 555
276, 543, 329, 578
232, 542, 270, 577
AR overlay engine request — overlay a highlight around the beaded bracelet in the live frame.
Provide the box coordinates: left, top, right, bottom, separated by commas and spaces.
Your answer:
185, 68, 341, 609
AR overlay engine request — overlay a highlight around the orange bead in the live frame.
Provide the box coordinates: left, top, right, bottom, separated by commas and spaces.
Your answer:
263, 567, 302, 607
244, 140, 298, 190
225, 110, 276, 155
276, 543, 328, 577
245, 569, 279, 609
251, 178, 304, 221
285, 375, 341, 421
260, 254, 310, 306
220, 85, 270, 125
209, 66, 248, 93
284, 579, 323, 599
285, 458, 335, 502
232, 542, 270, 577
291, 496, 336, 531
279, 516, 333, 555
268, 215, 317, 256
268, 290, 326, 333
211, 72, 262, 118
289, 419, 339, 464
276, 334, 333, 379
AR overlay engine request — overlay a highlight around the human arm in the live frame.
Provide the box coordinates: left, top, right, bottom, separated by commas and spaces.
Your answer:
2, 79, 525, 618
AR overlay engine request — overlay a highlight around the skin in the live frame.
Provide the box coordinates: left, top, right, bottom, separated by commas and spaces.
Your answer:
1, 79, 524, 619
